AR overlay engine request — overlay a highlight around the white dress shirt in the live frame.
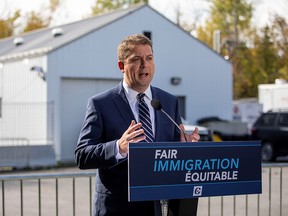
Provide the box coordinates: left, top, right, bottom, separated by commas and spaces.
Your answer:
115, 81, 155, 159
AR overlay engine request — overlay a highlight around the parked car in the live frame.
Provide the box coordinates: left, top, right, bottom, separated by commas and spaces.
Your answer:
251, 110, 288, 162
197, 116, 250, 141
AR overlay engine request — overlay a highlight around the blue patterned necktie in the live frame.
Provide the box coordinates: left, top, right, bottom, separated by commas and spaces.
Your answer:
138, 93, 167, 215
138, 93, 154, 142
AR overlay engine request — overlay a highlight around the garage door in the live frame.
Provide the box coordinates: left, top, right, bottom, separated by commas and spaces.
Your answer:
60, 78, 121, 162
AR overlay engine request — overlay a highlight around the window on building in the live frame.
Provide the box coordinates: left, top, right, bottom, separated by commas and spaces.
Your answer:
143, 31, 152, 40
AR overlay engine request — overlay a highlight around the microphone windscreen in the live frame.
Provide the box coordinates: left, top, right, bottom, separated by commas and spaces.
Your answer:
151, 99, 162, 110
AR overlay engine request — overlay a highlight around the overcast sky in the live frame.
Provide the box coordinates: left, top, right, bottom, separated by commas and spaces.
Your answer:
0, 0, 287, 29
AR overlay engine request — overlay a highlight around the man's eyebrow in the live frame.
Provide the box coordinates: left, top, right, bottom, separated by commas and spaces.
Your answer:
129, 53, 153, 59
130, 55, 140, 60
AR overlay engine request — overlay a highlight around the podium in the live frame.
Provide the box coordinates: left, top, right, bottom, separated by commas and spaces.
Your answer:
128, 141, 262, 216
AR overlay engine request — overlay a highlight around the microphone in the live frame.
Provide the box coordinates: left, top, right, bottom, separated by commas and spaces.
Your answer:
151, 99, 188, 142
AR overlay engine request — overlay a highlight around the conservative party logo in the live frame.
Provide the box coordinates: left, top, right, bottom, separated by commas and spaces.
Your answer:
193, 186, 203, 196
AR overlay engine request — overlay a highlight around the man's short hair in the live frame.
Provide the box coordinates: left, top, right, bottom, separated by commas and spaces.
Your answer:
118, 34, 153, 62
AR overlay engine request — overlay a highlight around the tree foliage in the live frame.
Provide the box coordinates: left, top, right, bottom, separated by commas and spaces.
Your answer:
271, 16, 288, 80
23, 0, 60, 32
23, 11, 49, 32
0, 0, 60, 36
91, 0, 148, 15
196, 0, 252, 56
0, 10, 20, 38
49, 0, 60, 13
195, 0, 288, 99
210, 0, 252, 57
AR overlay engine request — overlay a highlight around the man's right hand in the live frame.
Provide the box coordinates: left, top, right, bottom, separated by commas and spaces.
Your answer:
118, 120, 145, 154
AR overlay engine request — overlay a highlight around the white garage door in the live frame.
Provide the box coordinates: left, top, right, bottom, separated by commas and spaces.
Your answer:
60, 78, 121, 162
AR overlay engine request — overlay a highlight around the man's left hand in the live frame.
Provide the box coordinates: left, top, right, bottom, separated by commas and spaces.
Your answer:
179, 124, 200, 142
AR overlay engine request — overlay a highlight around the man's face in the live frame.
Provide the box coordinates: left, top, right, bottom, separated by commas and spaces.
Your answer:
119, 44, 155, 93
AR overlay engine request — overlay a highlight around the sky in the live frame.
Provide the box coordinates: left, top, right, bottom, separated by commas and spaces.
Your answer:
0, 0, 287, 29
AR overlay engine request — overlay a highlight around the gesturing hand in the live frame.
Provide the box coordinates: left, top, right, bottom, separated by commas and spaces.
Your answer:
179, 124, 200, 142
118, 120, 145, 154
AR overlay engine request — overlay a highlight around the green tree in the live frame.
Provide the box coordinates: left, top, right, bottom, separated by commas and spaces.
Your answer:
23, 0, 60, 32
196, 0, 254, 99
252, 26, 280, 84
271, 16, 288, 80
0, 10, 20, 38
0, 0, 60, 37
233, 26, 280, 98
196, 0, 253, 56
91, 0, 148, 15
212, 0, 252, 58
232, 45, 255, 98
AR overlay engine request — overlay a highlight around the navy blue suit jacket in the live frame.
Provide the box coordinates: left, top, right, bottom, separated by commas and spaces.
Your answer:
75, 82, 182, 216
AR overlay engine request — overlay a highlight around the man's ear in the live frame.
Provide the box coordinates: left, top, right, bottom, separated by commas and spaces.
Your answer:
118, 61, 124, 71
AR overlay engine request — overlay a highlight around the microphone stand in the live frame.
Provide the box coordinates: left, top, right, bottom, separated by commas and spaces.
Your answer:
151, 99, 198, 216
150, 99, 188, 142
158, 108, 188, 142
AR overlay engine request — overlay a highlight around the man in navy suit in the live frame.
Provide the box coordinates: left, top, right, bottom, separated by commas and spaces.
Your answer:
75, 34, 200, 216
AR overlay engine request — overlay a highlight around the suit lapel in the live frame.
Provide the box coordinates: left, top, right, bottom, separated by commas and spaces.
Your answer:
112, 82, 136, 126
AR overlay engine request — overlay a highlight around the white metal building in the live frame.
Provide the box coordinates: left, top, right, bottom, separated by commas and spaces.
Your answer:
0, 4, 232, 164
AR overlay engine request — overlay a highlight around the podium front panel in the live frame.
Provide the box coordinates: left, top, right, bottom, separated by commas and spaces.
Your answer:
128, 141, 261, 202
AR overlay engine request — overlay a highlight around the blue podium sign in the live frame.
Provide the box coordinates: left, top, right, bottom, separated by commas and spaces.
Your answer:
128, 141, 262, 202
